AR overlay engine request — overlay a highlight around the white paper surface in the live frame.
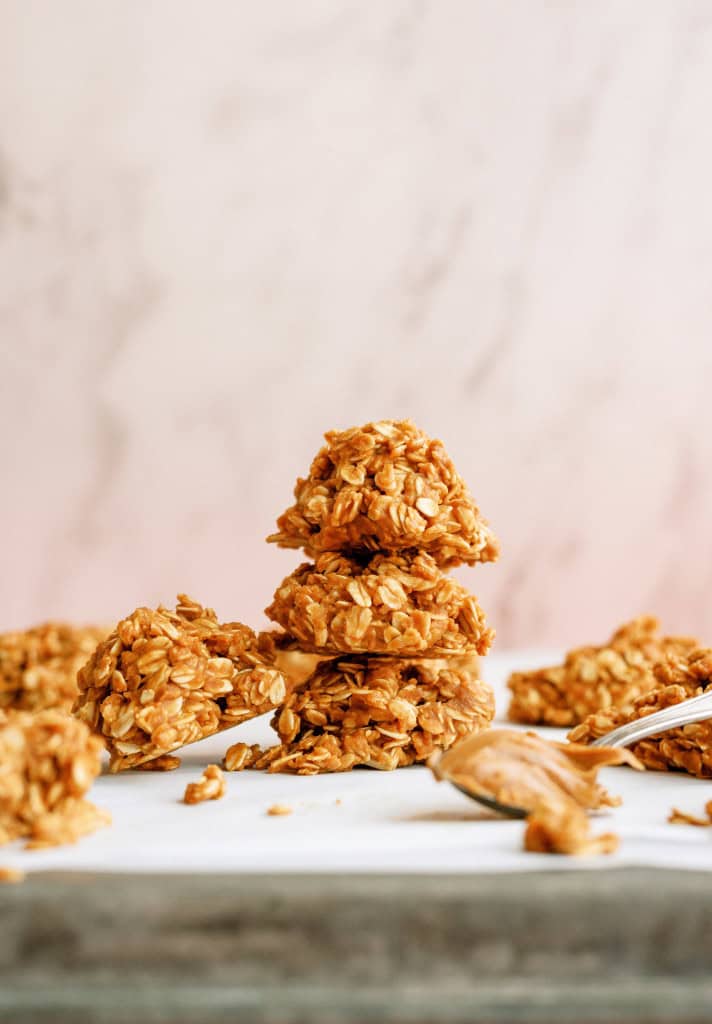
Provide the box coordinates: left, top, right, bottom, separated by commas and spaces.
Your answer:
4, 652, 712, 874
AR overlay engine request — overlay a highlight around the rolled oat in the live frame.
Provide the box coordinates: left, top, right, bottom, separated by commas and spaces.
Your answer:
223, 741, 262, 772
668, 802, 712, 826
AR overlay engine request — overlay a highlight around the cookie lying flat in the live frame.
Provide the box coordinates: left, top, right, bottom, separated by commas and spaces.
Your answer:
233, 655, 494, 774
268, 419, 498, 568
569, 648, 712, 779
507, 616, 697, 728
266, 551, 493, 658
74, 595, 287, 771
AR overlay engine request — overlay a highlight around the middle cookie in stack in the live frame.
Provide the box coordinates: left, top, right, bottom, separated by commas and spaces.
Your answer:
253, 419, 498, 774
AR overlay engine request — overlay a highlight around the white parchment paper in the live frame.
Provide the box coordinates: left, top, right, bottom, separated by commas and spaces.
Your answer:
4, 652, 712, 874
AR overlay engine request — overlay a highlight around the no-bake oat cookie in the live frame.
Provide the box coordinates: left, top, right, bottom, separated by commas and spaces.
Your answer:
0, 622, 106, 713
0, 708, 109, 849
266, 551, 493, 657
74, 595, 287, 771
268, 419, 498, 568
569, 647, 712, 778
245, 656, 494, 774
507, 617, 697, 728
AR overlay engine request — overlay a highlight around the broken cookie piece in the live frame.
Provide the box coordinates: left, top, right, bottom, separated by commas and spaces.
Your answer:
183, 764, 226, 804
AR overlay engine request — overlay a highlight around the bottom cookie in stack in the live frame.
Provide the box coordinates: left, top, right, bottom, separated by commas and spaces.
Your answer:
224, 655, 494, 775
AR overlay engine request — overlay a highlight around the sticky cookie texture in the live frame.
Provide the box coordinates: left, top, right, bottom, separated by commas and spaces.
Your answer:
268, 419, 498, 568
74, 595, 287, 771
0, 709, 109, 849
267, 551, 493, 657
251, 656, 495, 774
507, 617, 698, 727
0, 623, 106, 713
569, 647, 712, 778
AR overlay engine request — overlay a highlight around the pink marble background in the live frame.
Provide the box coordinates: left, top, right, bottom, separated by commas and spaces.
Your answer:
2, 1, 712, 649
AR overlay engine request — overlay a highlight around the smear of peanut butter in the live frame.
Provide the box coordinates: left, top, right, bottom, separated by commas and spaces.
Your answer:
430, 728, 642, 855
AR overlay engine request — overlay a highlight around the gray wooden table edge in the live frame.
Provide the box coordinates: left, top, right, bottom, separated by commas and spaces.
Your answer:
2, 869, 711, 1023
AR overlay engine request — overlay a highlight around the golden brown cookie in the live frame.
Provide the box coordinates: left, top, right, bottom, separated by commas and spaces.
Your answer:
568, 647, 712, 778
74, 595, 287, 771
0, 708, 109, 849
249, 655, 495, 774
266, 551, 493, 657
507, 617, 697, 728
0, 622, 106, 713
268, 419, 498, 568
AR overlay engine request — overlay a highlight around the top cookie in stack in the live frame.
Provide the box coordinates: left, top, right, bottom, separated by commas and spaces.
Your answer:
268, 418, 499, 569
260, 420, 499, 773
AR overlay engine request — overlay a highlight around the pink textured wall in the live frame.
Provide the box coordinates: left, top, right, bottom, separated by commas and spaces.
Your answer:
2, 1, 712, 649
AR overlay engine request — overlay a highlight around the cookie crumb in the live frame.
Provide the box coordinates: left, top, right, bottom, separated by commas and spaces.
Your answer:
223, 742, 262, 772
183, 765, 226, 805
668, 801, 712, 826
267, 803, 292, 816
135, 754, 182, 772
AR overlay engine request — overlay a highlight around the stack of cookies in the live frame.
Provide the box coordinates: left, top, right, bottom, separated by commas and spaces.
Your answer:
250, 419, 499, 774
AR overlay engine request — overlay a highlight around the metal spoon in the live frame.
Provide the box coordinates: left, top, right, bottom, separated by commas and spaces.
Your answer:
448, 688, 712, 819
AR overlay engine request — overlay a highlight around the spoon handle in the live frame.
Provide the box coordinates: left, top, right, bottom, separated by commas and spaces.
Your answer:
592, 689, 712, 749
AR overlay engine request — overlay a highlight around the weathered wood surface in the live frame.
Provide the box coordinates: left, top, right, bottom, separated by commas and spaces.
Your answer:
2, 870, 711, 1023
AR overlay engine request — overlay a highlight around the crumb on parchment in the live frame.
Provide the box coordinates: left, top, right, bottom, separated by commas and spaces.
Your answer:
266, 804, 293, 817
183, 764, 226, 805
